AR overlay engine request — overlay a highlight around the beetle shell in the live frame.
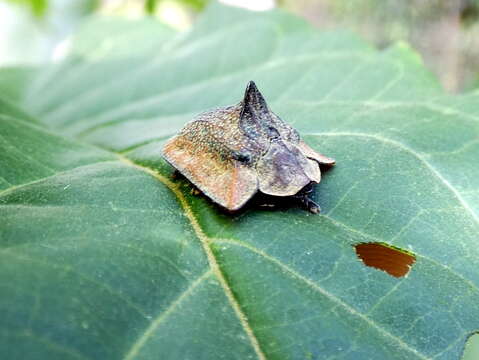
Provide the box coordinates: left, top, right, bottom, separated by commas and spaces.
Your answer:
162, 81, 335, 212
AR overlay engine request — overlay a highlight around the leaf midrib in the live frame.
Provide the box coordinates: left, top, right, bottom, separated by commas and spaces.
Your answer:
2, 110, 476, 359
116, 155, 268, 360
116, 156, 461, 360
0, 110, 266, 358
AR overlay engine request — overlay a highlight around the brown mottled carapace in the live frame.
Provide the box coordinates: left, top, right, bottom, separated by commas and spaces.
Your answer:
163, 81, 335, 213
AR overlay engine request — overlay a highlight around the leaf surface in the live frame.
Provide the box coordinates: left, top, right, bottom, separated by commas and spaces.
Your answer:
1, 4, 479, 360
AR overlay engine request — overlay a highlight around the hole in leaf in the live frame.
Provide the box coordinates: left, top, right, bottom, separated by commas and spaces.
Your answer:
354, 242, 416, 278
462, 332, 479, 360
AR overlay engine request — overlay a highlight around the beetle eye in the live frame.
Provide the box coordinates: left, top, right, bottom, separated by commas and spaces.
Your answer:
267, 126, 280, 139
232, 151, 252, 163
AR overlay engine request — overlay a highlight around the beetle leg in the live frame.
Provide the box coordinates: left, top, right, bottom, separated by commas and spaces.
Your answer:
300, 194, 321, 214
294, 184, 321, 213
301, 182, 315, 195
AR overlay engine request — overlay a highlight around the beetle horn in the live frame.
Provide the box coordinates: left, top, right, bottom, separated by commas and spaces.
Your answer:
242, 81, 268, 114
238, 81, 273, 148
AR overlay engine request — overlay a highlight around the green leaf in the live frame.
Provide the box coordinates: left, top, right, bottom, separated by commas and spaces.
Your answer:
0, 96, 37, 125
68, 16, 176, 60
2, 3, 479, 360
5, 0, 48, 17
0, 66, 36, 104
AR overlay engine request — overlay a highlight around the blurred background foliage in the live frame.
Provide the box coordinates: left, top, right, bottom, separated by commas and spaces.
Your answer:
283, 0, 479, 92
0, 0, 478, 358
1, 0, 479, 92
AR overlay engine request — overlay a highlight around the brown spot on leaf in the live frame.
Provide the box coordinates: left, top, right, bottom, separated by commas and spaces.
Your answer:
354, 242, 416, 278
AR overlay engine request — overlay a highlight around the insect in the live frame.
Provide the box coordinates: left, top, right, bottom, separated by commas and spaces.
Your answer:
162, 81, 335, 213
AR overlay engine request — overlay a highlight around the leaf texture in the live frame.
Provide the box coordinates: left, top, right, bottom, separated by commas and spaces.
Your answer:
1, 4, 478, 360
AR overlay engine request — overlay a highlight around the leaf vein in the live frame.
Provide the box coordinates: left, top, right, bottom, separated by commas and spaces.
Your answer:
314, 132, 479, 225
117, 155, 267, 360
212, 237, 432, 360
123, 270, 212, 360
2, 249, 149, 319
